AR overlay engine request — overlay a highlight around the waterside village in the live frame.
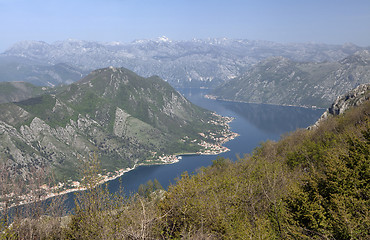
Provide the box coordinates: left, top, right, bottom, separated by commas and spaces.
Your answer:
0, 113, 239, 211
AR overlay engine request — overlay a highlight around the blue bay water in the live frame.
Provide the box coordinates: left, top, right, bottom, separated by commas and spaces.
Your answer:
105, 88, 324, 194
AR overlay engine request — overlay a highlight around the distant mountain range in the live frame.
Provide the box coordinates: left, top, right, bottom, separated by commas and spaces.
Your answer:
0, 56, 87, 86
211, 50, 370, 108
0, 38, 365, 88
0, 67, 228, 182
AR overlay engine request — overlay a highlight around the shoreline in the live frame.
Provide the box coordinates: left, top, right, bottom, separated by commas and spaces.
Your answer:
1, 113, 239, 211
204, 94, 327, 110
1, 148, 232, 211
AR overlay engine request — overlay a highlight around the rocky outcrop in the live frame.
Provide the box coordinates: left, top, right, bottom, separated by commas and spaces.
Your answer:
309, 83, 370, 129
113, 107, 130, 137
327, 84, 370, 115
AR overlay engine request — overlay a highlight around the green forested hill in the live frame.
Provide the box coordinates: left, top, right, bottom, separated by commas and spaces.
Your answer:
0, 67, 228, 183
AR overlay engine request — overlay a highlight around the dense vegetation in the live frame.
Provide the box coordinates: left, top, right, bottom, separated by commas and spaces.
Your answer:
1, 98, 369, 239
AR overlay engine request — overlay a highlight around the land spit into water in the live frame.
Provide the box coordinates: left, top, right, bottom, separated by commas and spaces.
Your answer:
0, 113, 238, 211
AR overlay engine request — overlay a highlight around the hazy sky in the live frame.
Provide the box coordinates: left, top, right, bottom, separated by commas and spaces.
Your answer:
1, 0, 369, 51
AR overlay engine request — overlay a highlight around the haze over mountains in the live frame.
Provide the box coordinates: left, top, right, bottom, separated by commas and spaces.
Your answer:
1, 38, 365, 88
0, 56, 87, 87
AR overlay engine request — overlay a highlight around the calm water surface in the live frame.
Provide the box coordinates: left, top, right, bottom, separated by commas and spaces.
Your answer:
62, 88, 324, 208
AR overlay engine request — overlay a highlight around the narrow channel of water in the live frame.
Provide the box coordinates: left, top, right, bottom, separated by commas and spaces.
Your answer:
78, 89, 323, 199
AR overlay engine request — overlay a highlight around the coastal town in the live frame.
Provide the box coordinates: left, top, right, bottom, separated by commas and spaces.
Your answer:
178, 113, 239, 155
195, 129, 239, 155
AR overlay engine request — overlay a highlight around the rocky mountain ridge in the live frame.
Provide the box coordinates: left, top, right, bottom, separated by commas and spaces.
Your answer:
211, 50, 370, 108
1, 38, 365, 88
